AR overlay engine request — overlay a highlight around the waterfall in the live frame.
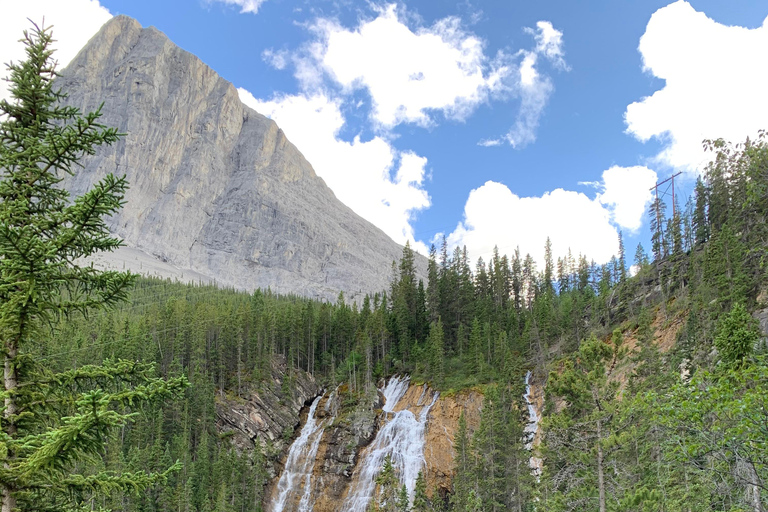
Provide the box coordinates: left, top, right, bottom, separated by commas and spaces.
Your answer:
523, 370, 542, 476
341, 376, 439, 512
272, 394, 329, 512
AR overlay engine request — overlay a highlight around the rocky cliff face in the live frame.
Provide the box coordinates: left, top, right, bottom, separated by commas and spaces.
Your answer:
215, 356, 320, 457
423, 389, 483, 499
292, 386, 382, 512
58, 15, 423, 301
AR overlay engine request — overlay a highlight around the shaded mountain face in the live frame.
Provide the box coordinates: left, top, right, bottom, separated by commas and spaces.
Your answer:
58, 15, 422, 301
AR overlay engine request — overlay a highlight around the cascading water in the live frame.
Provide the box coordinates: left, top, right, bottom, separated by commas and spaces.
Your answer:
342, 376, 439, 512
271, 394, 329, 512
523, 370, 542, 477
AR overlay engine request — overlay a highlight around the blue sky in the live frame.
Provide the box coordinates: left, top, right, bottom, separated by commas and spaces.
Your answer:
2, 0, 768, 268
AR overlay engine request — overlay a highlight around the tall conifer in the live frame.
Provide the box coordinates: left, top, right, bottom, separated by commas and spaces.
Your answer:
0, 23, 186, 511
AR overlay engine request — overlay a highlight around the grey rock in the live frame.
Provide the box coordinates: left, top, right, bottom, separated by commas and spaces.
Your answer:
754, 307, 768, 346
214, 356, 319, 457
295, 387, 383, 512
58, 15, 424, 301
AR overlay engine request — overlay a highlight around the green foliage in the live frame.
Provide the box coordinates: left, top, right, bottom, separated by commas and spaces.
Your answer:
370, 454, 401, 512
412, 472, 428, 511
714, 302, 760, 366
648, 359, 768, 509
448, 384, 532, 512
543, 331, 626, 512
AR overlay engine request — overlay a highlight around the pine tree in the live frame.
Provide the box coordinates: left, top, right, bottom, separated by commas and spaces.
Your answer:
427, 319, 445, 386
649, 196, 667, 261
617, 231, 627, 283
542, 237, 554, 295
544, 331, 626, 512
427, 245, 440, 324
373, 454, 401, 512
714, 303, 760, 367
450, 411, 473, 511
633, 243, 648, 271
412, 471, 429, 511
693, 177, 710, 246
467, 318, 483, 376
397, 485, 410, 512
0, 23, 187, 511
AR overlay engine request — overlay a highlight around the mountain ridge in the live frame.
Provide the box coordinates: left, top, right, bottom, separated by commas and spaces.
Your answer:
58, 15, 425, 301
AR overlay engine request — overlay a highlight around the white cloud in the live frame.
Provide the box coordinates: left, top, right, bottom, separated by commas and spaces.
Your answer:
240, 6, 567, 251
315, 4, 504, 128
0, 0, 112, 103
527, 20, 568, 70
478, 138, 503, 147
596, 165, 657, 232
238, 88, 430, 253
262, 48, 288, 70
448, 166, 656, 266
448, 182, 619, 266
625, 1, 768, 171
296, 7, 566, 146
498, 21, 567, 148
208, 0, 267, 15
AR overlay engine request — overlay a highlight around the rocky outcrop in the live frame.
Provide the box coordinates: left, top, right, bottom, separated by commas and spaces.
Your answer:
58, 15, 424, 301
214, 357, 319, 457
295, 387, 380, 512
423, 389, 483, 499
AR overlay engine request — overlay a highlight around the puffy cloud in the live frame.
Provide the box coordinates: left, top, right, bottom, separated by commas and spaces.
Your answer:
597, 165, 657, 232
274, 5, 563, 147
315, 5, 505, 128
246, 6, 567, 250
262, 48, 288, 70
207, 0, 267, 14
625, 1, 768, 171
448, 166, 656, 266
478, 138, 503, 147
0, 0, 112, 103
247, 6, 567, 251
238, 89, 430, 253
448, 182, 618, 266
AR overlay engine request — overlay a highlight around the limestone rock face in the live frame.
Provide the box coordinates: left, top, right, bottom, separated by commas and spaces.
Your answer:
214, 357, 319, 457
424, 389, 483, 499
58, 15, 423, 301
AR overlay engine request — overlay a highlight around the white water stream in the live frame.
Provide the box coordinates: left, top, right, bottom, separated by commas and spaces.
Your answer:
272, 394, 329, 512
341, 376, 439, 512
523, 370, 542, 476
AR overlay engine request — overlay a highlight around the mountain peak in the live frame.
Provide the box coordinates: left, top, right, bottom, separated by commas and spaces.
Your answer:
58, 15, 421, 300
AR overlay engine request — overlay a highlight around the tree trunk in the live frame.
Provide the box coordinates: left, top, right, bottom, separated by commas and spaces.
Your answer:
596, 418, 606, 512
3, 340, 18, 512
738, 455, 765, 512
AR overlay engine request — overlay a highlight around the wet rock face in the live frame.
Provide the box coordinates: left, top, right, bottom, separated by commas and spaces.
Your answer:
308, 388, 382, 512
214, 357, 319, 458
58, 15, 424, 301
